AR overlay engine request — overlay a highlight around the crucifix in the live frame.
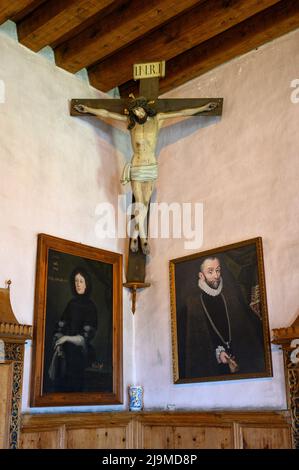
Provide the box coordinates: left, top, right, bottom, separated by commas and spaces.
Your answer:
71, 61, 223, 313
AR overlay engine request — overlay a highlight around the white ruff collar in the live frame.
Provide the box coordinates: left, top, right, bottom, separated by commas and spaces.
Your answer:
198, 277, 223, 297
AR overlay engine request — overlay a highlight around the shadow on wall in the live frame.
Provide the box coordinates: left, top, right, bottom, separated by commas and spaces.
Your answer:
157, 115, 221, 154
74, 110, 220, 162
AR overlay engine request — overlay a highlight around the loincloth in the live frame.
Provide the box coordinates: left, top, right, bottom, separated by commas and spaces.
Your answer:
121, 162, 158, 185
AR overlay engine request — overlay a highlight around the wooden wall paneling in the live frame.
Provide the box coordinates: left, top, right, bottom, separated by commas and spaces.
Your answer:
232, 422, 242, 449
21, 412, 134, 449
137, 412, 234, 449
135, 411, 292, 449
127, 416, 136, 449
0, 362, 13, 449
174, 425, 233, 449
235, 411, 292, 449
240, 425, 292, 449
141, 425, 174, 449
19, 426, 65, 449
66, 426, 127, 449
133, 417, 143, 449
20, 411, 292, 449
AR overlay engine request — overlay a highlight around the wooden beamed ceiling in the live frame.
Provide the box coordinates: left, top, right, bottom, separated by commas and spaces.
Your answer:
0, 0, 299, 96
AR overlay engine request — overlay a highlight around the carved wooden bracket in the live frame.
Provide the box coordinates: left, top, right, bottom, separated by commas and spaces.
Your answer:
123, 282, 150, 314
272, 315, 299, 449
0, 281, 32, 449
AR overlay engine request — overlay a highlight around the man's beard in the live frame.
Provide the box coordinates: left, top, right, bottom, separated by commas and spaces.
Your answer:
204, 275, 221, 290
198, 276, 223, 297
133, 111, 148, 125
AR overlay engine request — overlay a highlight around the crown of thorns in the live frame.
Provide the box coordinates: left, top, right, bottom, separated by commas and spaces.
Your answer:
124, 94, 157, 129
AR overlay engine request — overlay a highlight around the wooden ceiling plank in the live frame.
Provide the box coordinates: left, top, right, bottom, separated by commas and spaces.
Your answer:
17, 0, 117, 52
160, 0, 299, 94
0, 0, 39, 24
54, 0, 205, 73
88, 0, 281, 92
10, 0, 46, 23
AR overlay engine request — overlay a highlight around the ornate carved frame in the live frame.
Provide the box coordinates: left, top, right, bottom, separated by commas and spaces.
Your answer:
272, 316, 299, 449
0, 281, 32, 448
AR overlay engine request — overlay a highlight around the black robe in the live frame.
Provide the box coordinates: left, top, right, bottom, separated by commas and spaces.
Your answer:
181, 283, 265, 380
51, 294, 98, 392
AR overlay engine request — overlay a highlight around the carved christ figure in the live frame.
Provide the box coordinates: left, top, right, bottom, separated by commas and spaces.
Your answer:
75, 97, 218, 255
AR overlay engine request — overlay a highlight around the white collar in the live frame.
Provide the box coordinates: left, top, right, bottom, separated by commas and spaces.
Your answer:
198, 277, 223, 297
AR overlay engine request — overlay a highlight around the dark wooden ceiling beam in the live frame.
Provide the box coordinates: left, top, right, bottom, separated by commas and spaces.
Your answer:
88, 0, 281, 92
17, 0, 117, 51
54, 0, 204, 73
159, 0, 299, 94
0, 0, 42, 24
118, 81, 139, 99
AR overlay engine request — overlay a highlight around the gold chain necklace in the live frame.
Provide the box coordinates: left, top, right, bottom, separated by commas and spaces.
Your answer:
200, 293, 231, 349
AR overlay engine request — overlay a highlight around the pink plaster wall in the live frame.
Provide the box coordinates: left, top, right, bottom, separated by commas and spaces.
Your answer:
1, 25, 299, 412
134, 29, 299, 410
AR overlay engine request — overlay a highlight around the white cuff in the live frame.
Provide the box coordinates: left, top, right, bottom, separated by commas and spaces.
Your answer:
215, 345, 226, 363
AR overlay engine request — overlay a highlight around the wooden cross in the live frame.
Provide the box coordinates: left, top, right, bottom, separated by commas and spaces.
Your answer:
71, 61, 223, 313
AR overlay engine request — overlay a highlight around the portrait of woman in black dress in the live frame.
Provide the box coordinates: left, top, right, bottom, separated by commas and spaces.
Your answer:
31, 234, 122, 407
48, 267, 98, 392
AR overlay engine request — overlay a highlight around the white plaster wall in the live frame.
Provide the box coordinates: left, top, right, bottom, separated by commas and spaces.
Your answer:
135, 29, 299, 410
0, 31, 134, 412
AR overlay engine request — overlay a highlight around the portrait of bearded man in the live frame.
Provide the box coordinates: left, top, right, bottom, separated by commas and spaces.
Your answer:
173, 251, 269, 382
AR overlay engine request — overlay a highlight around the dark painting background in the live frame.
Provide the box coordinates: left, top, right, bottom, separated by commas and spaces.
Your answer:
174, 243, 264, 378
43, 249, 113, 393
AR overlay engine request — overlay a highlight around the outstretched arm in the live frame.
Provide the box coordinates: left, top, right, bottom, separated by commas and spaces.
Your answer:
74, 104, 127, 122
157, 101, 218, 122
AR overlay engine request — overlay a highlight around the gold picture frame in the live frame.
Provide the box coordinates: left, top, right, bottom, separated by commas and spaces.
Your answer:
170, 237, 272, 384
30, 234, 123, 407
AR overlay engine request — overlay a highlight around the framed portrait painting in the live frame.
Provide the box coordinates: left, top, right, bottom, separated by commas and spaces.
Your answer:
169, 237, 272, 384
30, 234, 123, 407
